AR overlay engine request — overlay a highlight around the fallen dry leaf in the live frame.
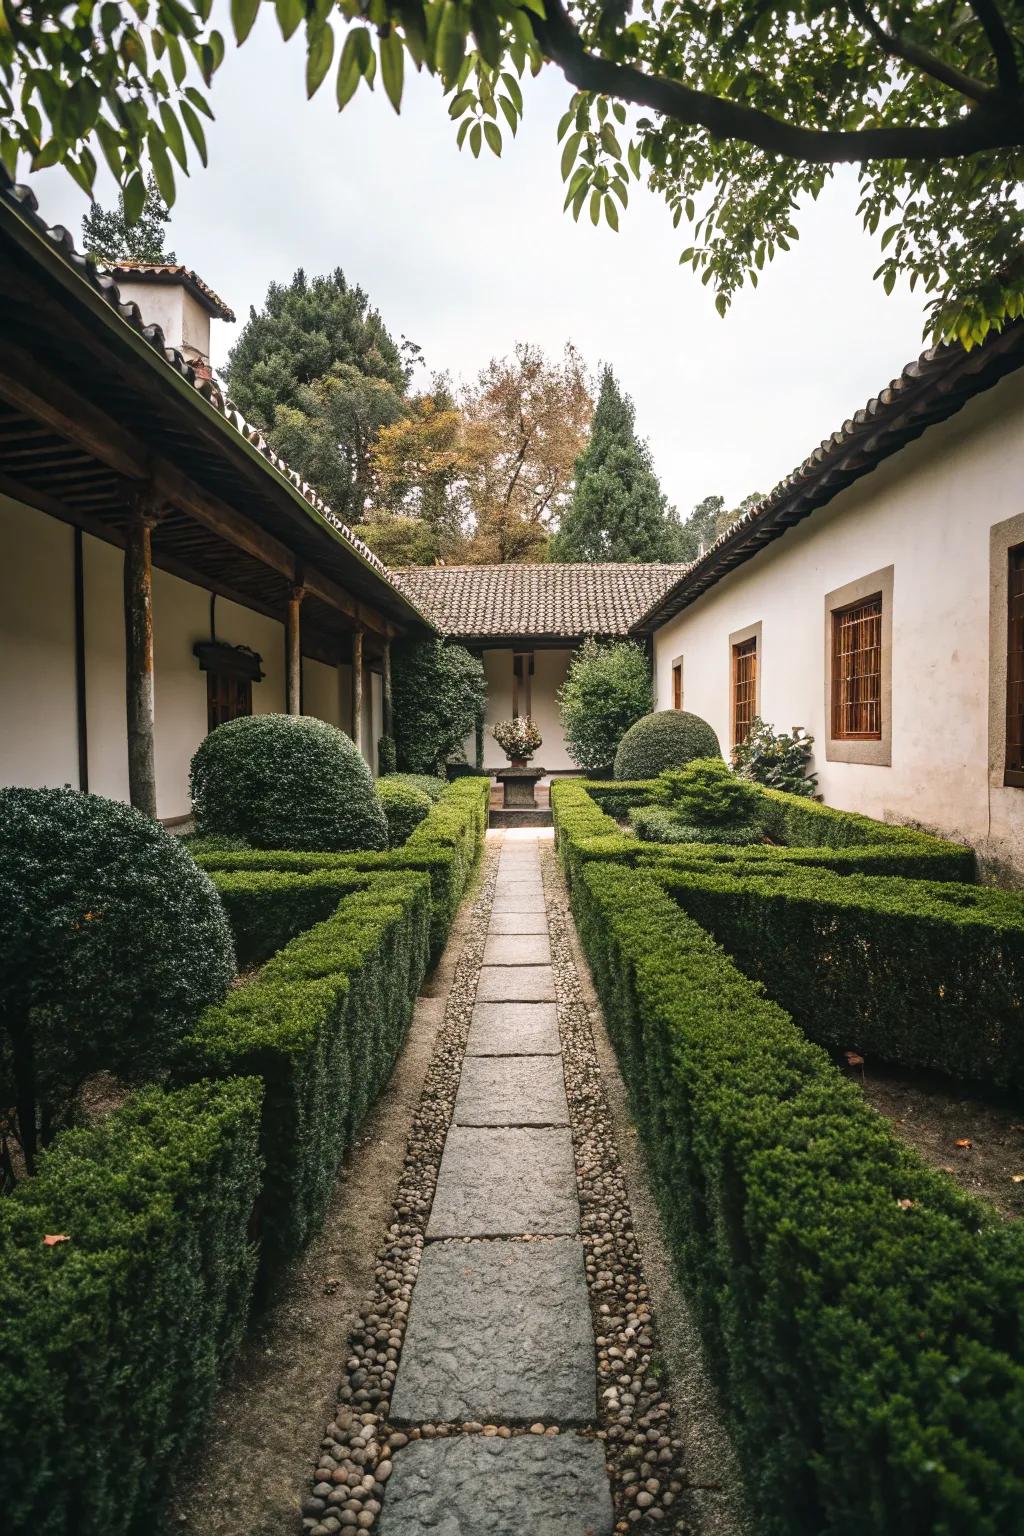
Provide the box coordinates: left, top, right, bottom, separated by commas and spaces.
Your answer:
896, 1198, 916, 1210
954, 1139, 973, 1149
1011, 1174, 1024, 1184
42, 1234, 70, 1247
844, 1051, 864, 1067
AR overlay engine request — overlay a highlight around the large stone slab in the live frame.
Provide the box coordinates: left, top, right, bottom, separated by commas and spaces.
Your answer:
427, 1127, 578, 1238
491, 890, 548, 913
467, 1002, 561, 1056
389, 1238, 595, 1424
379, 1434, 613, 1536
476, 965, 556, 1002
454, 1056, 568, 1126
483, 933, 552, 966
488, 910, 549, 935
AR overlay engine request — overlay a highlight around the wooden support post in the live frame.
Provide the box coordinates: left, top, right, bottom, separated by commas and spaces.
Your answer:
352, 628, 364, 756
286, 585, 304, 715
124, 497, 160, 817
382, 638, 394, 740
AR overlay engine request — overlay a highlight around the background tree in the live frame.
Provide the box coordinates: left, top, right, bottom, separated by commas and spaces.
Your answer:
81, 173, 175, 264
224, 269, 411, 518
391, 640, 487, 774
551, 366, 682, 563
358, 384, 478, 564
675, 490, 764, 562
460, 342, 593, 563
9, 3, 1024, 344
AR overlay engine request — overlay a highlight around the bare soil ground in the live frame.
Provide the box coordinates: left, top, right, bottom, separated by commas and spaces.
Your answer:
858, 1064, 1024, 1220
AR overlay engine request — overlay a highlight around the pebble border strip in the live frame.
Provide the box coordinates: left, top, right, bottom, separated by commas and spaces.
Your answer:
299, 838, 690, 1534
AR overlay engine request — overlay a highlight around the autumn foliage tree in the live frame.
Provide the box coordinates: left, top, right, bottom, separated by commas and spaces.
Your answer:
358, 385, 476, 564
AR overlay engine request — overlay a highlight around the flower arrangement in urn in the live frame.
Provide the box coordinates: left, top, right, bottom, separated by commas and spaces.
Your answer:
492, 717, 543, 768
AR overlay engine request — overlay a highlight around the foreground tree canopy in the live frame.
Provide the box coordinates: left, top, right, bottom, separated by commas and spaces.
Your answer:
2, 2, 1022, 343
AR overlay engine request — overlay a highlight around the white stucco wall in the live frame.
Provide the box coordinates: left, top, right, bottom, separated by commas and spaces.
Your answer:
651, 368, 1024, 877
0, 496, 382, 818
113, 279, 212, 363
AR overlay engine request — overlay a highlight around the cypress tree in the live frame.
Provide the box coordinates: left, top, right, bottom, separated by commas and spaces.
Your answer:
551, 366, 682, 563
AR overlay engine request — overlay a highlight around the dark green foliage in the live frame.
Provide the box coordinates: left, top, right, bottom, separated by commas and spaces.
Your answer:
556, 638, 653, 775
382, 772, 447, 801
629, 805, 763, 845
180, 874, 430, 1282
392, 639, 486, 775
650, 757, 762, 824
563, 855, 1024, 1536
0, 1078, 263, 1536
81, 172, 175, 263
550, 367, 683, 563
662, 861, 1024, 1091
211, 869, 381, 970
377, 735, 397, 776
732, 716, 817, 796
613, 709, 721, 780
190, 713, 388, 853
0, 787, 234, 1169
225, 268, 407, 430
553, 777, 977, 883
194, 778, 489, 961
377, 779, 432, 848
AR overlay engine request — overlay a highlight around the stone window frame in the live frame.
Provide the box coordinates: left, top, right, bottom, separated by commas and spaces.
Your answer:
988, 510, 1024, 790
824, 565, 893, 766
728, 620, 761, 750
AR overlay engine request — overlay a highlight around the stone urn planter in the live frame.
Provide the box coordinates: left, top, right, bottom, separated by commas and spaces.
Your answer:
492, 718, 544, 808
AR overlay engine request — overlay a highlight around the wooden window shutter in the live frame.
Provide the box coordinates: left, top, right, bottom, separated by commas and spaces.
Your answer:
1006, 545, 1024, 784
731, 637, 757, 747
832, 595, 883, 740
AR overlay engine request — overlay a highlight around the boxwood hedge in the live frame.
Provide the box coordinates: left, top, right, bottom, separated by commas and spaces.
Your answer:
0, 1078, 263, 1536
194, 777, 488, 960
178, 871, 431, 1282
564, 857, 1024, 1536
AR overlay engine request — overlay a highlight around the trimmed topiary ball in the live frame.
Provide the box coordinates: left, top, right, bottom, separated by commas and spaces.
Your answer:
190, 714, 388, 852
0, 787, 235, 1169
377, 779, 432, 848
614, 709, 722, 780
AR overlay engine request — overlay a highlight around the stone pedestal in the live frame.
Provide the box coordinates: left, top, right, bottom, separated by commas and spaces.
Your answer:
496, 767, 545, 808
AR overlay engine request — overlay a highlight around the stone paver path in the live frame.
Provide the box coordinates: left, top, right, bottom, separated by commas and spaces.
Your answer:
380, 832, 614, 1535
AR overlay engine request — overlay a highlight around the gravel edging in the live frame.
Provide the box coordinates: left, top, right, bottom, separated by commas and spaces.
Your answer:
541, 843, 753, 1536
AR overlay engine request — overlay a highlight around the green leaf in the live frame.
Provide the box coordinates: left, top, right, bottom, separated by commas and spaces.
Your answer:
456, 114, 473, 149
230, 0, 260, 44
166, 33, 187, 87
306, 21, 335, 96
560, 130, 581, 181
604, 195, 618, 231
380, 29, 404, 112
483, 119, 501, 155
589, 187, 601, 226
179, 99, 208, 165
471, 3, 501, 67
158, 102, 188, 170
123, 170, 147, 223
275, 0, 304, 42
600, 123, 621, 158
449, 88, 475, 117
498, 94, 518, 133
436, 2, 467, 83
470, 120, 482, 157
147, 126, 176, 206
501, 72, 523, 114
184, 87, 215, 119
30, 139, 61, 171
627, 141, 641, 177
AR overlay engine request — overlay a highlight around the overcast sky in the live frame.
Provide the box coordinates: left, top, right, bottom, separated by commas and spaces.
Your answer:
29, 10, 930, 516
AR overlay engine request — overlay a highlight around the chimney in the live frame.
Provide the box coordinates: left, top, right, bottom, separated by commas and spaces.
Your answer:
107, 264, 236, 380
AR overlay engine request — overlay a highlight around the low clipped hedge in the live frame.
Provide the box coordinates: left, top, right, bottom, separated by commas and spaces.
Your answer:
0, 1078, 263, 1536
564, 857, 1024, 1535
381, 772, 448, 802
194, 777, 489, 960
377, 778, 432, 848
177, 872, 431, 1281
661, 860, 1024, 1090
552, 779, 977, 883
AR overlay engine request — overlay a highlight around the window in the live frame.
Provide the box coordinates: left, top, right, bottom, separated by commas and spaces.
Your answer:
194, 640, 263, 733
207, 670, 252, 732
1006, 545, 1024, 784
831, 595, 883, 740
731, 635, 757, 747
671, 658, 683, 710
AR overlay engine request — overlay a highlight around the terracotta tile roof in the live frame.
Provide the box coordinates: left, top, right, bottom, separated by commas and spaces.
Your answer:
106, 261, 236, 321
392, 562, 692, 640
0, 170, 433, 630
634, 321, 1024, 632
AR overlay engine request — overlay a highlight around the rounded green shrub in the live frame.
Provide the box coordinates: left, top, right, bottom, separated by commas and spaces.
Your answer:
613, 709, 721, 780
380, 772, 447, 802
557, 638, 653, 775
0, 787, 234, 1169
190, 714, 388, 852
377, 779, 432, 848
651, 758, 763, 825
